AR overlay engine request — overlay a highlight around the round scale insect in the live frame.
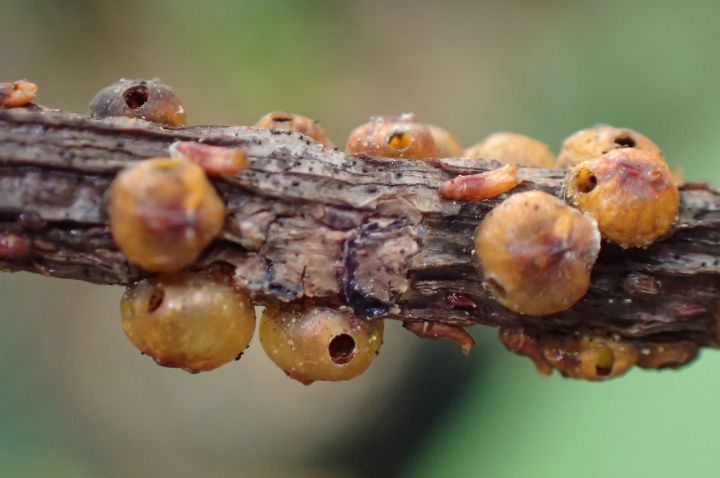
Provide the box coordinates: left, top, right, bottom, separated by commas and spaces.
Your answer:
346, 114, 438, 160
543, 336, 638, 380
563, 148, 679, 248
255, 112, 335, 148
89, 78, 186, 126
169, 141, 248, 176
107, 157, 226, 272
558, 124, 664, 167
120, 269, 256, 373
428, 124, 463, 158
474, 190, 601, 316
465, 132, 557, 168
259, 304, 384, 385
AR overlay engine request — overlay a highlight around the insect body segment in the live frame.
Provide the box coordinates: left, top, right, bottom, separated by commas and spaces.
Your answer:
439, 164, 521, 201
403, 321, 476, 356
0, 80, 37, 108
169, 141, 248, 176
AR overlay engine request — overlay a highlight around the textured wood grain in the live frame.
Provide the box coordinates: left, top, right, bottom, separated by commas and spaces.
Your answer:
1, 106, 719, 375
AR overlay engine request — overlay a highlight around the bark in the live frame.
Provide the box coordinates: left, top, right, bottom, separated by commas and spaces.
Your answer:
1, 106, 719, 374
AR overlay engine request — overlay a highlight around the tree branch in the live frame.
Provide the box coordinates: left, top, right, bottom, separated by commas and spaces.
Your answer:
1, 106, 719, 375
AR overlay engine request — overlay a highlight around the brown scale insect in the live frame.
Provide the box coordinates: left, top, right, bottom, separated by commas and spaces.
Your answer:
346, 113, 438, 160
259, 304, 384, 385
0, 80, 37, 108
543, 336, 638, 380
120, 269, 256, 373
500, 327, 700, 380
255, 111, 335, 148
500, 327, 638, 380
564, 148, 679, 248
439, 164, 521, 201
403, 321, 476, 356
107, 157, 226, 272
465, 132, 558, 168
474, 190, 601, 316
169, 141, 248, 176
558, 124, 664, 167
89, 78, 186, 127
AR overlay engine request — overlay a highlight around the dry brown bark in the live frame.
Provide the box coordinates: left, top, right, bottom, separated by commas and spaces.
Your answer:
1, 106, 719, 376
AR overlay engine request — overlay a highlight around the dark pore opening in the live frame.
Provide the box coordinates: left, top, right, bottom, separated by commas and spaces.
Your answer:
329, 334, 356, 364
270, 113, 293, 122
387, 131, 412, 150
595, 346, 615, 376
596, 364, 612, 376
614, 135, 636, 148
147, 287, 165, 313
124, 85, 149, 110
575, 168, 597, 193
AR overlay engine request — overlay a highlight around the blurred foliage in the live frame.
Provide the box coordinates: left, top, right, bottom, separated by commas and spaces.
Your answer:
2, 0, 720, 476
405, 339, 720, 478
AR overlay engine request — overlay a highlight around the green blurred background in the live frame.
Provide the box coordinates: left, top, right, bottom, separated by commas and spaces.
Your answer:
2, 0, 720, 476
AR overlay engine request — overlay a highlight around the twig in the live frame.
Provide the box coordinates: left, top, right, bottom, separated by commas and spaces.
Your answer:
1, 106, 719, 376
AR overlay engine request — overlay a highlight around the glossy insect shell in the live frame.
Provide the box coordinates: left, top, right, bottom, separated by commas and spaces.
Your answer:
465, 132, 557, 168
259, 305, 384, 385
120, 270, 256, 373
89, 78, 185, 126
255, 112, 335, 148
564, 149, 679, 248
346, 114, 438, 159
558, 124, 664, 167
474, 190, 601, 315
107, 157, 226, 272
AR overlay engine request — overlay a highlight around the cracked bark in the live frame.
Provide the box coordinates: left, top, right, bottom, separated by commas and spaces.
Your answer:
1, 106, 719, 373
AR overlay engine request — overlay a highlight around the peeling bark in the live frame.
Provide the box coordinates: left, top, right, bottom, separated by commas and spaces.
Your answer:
1, 106, 720, 375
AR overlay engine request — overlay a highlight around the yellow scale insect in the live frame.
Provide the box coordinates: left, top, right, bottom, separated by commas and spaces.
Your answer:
107, 157, 226, 273
121, 269, 256, 373
260, 304, 384, 385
